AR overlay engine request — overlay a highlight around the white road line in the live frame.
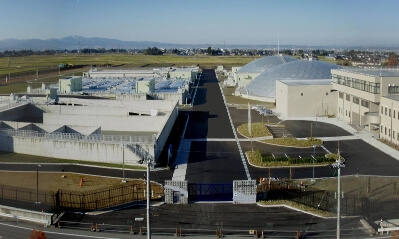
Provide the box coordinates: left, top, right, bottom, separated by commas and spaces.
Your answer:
320, 145, 331, 154
219, 83, 251, 180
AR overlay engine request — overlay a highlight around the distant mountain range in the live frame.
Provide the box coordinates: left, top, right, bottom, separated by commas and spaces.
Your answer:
1, 36, 399, 51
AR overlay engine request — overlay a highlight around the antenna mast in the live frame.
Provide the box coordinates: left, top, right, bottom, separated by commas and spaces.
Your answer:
277, 36, 280, 55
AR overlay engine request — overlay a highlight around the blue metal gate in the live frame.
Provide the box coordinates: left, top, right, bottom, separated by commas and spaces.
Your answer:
188, 183, 233, 201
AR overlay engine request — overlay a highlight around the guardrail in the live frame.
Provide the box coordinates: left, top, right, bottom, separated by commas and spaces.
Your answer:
0, 129, 155, 144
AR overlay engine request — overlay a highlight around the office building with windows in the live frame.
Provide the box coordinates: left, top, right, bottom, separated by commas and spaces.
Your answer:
331, 68, 399, 139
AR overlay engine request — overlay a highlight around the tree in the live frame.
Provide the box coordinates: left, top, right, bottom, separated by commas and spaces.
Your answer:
387, 53, 398, 66
207, 47, 212, 55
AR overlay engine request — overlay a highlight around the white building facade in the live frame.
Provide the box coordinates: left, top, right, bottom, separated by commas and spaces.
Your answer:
276, 80, 337, 118
331, 69, 399, 135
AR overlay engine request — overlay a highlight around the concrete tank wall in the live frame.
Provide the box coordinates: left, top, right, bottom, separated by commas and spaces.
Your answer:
154, 102, 178, 161
43, 114, 167, 132
0, 135, 153, 165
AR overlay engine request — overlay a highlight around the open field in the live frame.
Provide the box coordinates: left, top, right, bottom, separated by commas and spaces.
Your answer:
0, 54, 258, 94
0, 70, 84, 94
0, 172, 127, 193
0, 54, 258, 75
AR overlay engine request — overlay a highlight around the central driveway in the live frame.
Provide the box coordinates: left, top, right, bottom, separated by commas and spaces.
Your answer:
184, 69, 247, 183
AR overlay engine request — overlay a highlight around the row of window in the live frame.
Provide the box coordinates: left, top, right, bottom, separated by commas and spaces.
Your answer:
339, 92, 370, 108
389, 86, 399, 94
300, 92, 329, 96
381, 125, 399, 140
332, 75, 380, 94
381, 105, 399, 119
338, 107, 351, 117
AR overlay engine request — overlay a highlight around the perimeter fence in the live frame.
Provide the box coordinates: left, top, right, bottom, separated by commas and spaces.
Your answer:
0, 184, 56, 211
0, 180, 164, 213
56, 181, 164, 211
257, 180, 332, 211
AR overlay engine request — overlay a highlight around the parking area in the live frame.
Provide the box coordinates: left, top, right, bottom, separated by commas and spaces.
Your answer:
282, 120, 352, 138
324, 139, 399, 176
228, 106, 399, 179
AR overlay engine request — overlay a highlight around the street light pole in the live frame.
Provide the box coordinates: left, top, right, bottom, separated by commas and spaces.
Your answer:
337, 149, 342, 239
146, 148, 152, 239
311, 145, 316, 182
122, 144, 126, 183
36, 164, 41, 204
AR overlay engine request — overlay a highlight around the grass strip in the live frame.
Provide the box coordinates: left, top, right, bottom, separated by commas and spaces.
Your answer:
237, 122, 272, 138
0, 152, 146, 170
258, 200, 335, 217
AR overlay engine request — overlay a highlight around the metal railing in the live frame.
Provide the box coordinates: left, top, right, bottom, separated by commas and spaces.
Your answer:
125, 143, 154, 163
0, 129, 155, 144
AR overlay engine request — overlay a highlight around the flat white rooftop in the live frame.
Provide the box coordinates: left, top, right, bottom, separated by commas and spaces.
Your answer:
279, 79, 331, 86
334, 68, 399, 77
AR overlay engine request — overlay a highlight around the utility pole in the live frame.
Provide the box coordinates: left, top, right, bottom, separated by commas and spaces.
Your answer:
122, 144, 126, 183
36, 164, 41, 204
331, 144, 345, 239
146, 147, 152, 239
337, 150, 341, 239
311, 145, 316, 182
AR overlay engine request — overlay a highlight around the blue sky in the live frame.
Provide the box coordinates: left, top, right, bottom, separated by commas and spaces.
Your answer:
1, 0, 399, 46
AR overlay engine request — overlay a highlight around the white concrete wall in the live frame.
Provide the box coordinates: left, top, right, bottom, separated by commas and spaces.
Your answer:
276, 81, 289, 117
276, 81, 336, 118
48, 99, 177, 112
0, 205, 52, 226
116, 94, 147, 101
380, 97, 399, 145
151, 92, 186, 104
0, 135, 151, 165
154, 101, 178, 160
236, 73, 260, 87
169, 70, 192, 80
43, 114, 167, 132
88, 71, 156, 78
39, 100, 177, 116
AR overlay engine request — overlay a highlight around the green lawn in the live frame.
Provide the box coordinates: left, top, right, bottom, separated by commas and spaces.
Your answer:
0, 151, 146, 170
237, 122, 272, 138
0, 70, 84, 94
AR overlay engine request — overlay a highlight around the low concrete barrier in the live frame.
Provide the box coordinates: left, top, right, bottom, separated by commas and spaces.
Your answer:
0, 205, 52, 226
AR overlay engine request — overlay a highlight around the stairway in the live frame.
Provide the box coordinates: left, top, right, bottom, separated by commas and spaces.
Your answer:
266, 124, 293, 138
125, 143, 154, 164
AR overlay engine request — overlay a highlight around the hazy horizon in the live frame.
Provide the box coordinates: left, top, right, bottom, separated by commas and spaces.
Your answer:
1, 0, 399, 47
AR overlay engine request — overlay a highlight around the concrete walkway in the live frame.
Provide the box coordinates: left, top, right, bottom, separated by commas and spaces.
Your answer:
172, 139, 191, 181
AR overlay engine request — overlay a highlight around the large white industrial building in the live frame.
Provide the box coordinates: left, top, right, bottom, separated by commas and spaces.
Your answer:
0, 66, 202, 166
0, 93, 178, 166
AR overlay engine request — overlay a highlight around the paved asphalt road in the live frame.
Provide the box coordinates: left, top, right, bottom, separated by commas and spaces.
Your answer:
185, 69, 246, 184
